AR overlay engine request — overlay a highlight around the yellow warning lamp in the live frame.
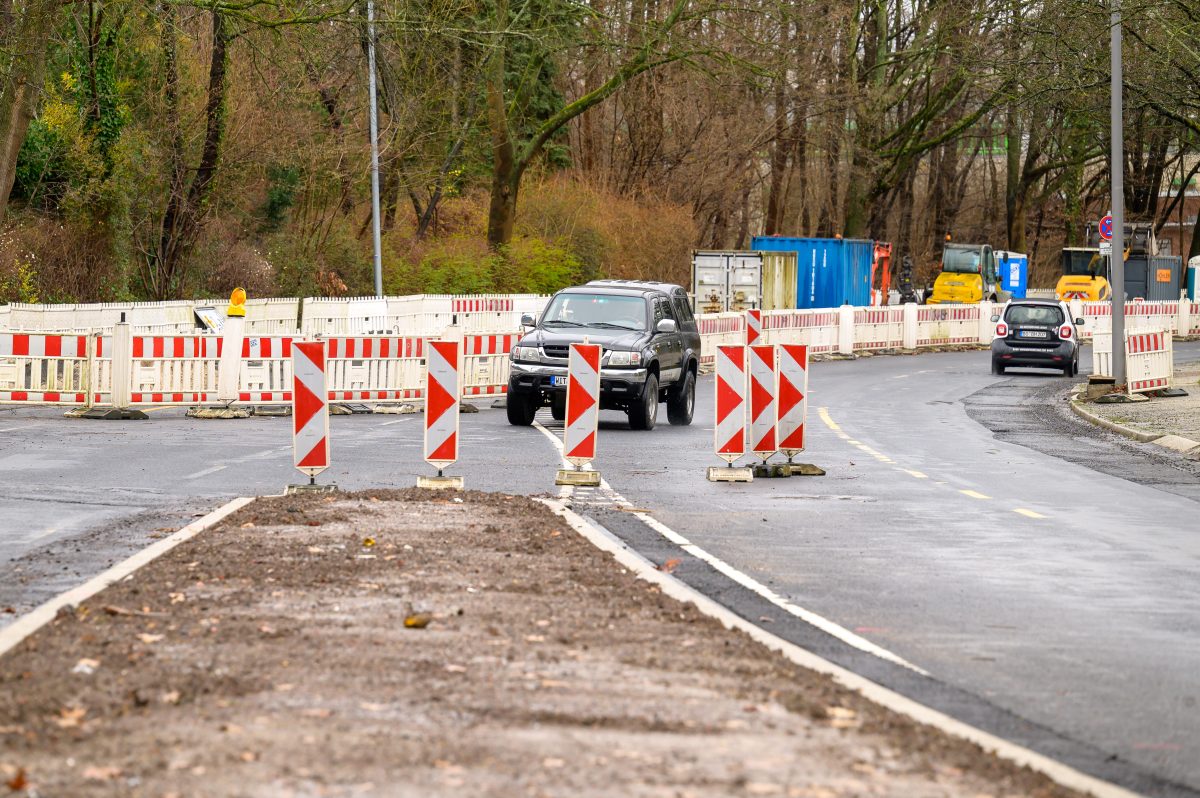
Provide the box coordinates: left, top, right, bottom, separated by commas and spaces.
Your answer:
227, 287, 247, 317
945, 233, 952, 242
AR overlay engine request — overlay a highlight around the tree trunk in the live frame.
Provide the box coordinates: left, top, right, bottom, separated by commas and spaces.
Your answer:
0, 0, 61, 225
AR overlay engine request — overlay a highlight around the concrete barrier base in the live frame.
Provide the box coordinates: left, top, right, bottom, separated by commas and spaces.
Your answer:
707, 466, 753, 483
417, 475, 464, 490
556, 469, 601, 487
785, 462, 826, 476
285, 483, 338, 495
79, 407, 149, 420
752, 463, 791, 478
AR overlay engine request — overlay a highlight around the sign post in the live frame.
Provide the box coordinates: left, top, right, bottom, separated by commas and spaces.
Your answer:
419, 340, 463, 490
707, 344, 753, 482
556, 343, 602, 487
1109, 2, 1127, 388
289, 340, 334, 493
749, 344, 786, 477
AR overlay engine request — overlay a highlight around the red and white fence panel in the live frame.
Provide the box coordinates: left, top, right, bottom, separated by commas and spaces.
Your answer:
292, 341, 330, 478
563, 343, 601, 467
853, 307, 905, 350
714, 345, 747, 463
462, 333, 520, 398
763, 309, 839, 353
1126, 331, 1173, 394
916, 305, 980, 346
745, 309, 763, 346
126, 335, 296, 405
325, 336, 426, 402
0, 332, 106, 405
748, 345, 776, 461
697, 313, 745, 367
777, 344, 808, 458
424, 341, 460, 470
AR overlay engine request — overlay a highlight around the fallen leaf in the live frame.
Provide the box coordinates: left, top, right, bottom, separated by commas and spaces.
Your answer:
306, 521, 321, 527
169, 593, 186, 604
240, 522, 255, 529
362, 537, 376, 548
136, 633, 164, 644
274, 684, 295, 692
542, 757, 565, 769
160, 691, 181, 705
359, 702, 387, 712
5, 768, 28, 790
825, 706, 859, 729
259, 624, 276, 635
82, 765, 122, 781
403, 613, 432, 629
301, 708, 332, 719
72, 658, 100, 675
548, 530, 562, 538
444, 664, 466, 673
239, 751, 259, 763
54, 706, 87, 728
657, 558, 682, 574
524, 634, 545, 643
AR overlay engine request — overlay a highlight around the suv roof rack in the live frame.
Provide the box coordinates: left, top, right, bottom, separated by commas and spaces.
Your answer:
584, 279, 682, 295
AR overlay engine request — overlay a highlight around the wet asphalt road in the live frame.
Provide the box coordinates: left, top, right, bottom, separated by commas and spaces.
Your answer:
2, 341, 1199, 795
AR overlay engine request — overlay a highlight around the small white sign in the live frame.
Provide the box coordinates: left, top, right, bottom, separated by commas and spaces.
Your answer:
1099, 241, 1112, 256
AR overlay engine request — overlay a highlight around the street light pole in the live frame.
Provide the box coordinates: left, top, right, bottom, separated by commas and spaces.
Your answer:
367, 0, 384, 298
1109, 0, 1126, 385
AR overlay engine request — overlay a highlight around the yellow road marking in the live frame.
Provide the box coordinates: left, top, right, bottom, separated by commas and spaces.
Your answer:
818, 407, 841, 431
1013, 508, 1047, 519
959, 489, 991, 500
902, 469, 928, 479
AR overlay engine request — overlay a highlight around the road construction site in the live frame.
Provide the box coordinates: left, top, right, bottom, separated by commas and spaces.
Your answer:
3, 340, 1200, 797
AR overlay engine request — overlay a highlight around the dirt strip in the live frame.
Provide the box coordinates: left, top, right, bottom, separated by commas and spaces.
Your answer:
0, 490, 1083, 797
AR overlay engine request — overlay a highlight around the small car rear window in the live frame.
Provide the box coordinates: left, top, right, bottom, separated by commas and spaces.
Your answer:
1005, 304, 1063, 326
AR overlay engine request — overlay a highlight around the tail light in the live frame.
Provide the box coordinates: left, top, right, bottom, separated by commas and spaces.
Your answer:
1060, 325, 1072, 338
996, 323, 1008, 337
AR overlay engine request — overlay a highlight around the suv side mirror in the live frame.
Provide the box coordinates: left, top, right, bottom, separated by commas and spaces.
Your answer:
1075, 317, 1085, 325
521, 314, 535, 327
656, 318, 677, 334
990, 314, 1000, 323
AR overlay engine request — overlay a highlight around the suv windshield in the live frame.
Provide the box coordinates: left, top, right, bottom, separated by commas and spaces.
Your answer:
942, 245, 985, 274
1005, 304, 1063, 326
540, 293, 647, 330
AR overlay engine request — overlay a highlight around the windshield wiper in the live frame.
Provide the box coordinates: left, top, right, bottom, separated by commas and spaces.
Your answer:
543, 320, 587, 327
589, 322, 642, 330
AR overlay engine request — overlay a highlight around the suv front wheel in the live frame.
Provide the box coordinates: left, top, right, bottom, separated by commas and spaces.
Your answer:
628, 374, 659, 430
506, 392, 537, 426
666, 369, 694, 426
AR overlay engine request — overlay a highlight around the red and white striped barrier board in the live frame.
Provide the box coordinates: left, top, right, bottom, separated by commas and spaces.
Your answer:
564, 343, 601, 467
746, 309, 763, 346
424, 341, 460, 470
749, 345, 777, 460
1126, 331, 1172, 394
462, 332, 521, 398
0, 332, 105, 406
777, 344, 808, 457
452, 298, 514, 313
292, 341, 330, 478
325, 335, 426, 403
714, 345, 747, 463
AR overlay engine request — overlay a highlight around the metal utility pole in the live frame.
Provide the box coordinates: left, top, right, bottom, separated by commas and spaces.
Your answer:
367, 0, 384, 298
1110, 0, 1126, 385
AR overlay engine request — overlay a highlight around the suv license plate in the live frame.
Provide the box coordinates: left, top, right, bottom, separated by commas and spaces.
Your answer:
552, 376, 568, 387
1019, 330, 1048, 338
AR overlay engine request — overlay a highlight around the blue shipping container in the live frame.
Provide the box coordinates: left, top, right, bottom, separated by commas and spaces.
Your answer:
751, 236, 874, 308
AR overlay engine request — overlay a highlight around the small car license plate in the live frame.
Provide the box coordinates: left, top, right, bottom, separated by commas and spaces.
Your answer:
552, 376, 568, 387
1019, 330, 1048, 338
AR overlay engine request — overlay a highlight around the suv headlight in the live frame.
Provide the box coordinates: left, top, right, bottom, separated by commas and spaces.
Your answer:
607, 350, 641, 367
512, 346, 541, 362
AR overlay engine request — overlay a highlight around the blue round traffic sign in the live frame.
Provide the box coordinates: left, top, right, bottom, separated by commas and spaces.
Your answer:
1099, 215, 1113, 240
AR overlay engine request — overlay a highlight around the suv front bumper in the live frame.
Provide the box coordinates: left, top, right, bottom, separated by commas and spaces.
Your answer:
508, 361, 648, 402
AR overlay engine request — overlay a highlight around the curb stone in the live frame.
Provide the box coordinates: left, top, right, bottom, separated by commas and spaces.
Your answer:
1069, 397, 1200, 456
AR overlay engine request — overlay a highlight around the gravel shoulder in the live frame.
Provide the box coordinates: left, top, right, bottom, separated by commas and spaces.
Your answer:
0, 490, 1088, 797
1079, 362, 1200, 449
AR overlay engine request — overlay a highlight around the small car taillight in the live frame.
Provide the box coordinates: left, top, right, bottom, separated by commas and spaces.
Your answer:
1060, 325, 1072, 339
996, 323, 1008, 337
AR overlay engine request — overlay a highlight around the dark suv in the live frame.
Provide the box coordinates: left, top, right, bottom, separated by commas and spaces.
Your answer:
991, 299, 1083, 376
506, 281, 701, 430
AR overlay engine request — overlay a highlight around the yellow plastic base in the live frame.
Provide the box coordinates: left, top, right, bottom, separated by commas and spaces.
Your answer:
417, 475, 464, 491
556, 469, 602, 487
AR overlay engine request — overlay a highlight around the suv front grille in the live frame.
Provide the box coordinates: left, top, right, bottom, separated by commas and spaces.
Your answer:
542, 345, 570, 360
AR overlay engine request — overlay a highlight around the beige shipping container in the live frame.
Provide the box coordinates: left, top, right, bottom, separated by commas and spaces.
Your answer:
761, 251, 799, 310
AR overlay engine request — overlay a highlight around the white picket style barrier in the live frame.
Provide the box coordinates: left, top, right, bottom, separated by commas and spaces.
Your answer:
1092, 329, 1173, 394
763, 309, 840, 353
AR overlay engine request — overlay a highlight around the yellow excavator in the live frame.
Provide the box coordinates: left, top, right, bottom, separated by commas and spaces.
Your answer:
924, 237, 1008, 304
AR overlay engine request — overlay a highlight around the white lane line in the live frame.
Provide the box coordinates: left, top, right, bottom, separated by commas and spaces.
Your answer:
1014, 508, 1048, 519
534, 419, 928, 675
380, 418, 410, 426
900, 469, 928, 479
539, 498, 1141, 798
532, 420, 574, 499
959, 489, 991, 500
0, 426, 30, 433
185, 465, 228, 480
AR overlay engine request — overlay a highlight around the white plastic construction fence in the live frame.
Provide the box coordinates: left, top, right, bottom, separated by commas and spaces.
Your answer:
4, 294, 1197, 412
1091, 330, 1175, 394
